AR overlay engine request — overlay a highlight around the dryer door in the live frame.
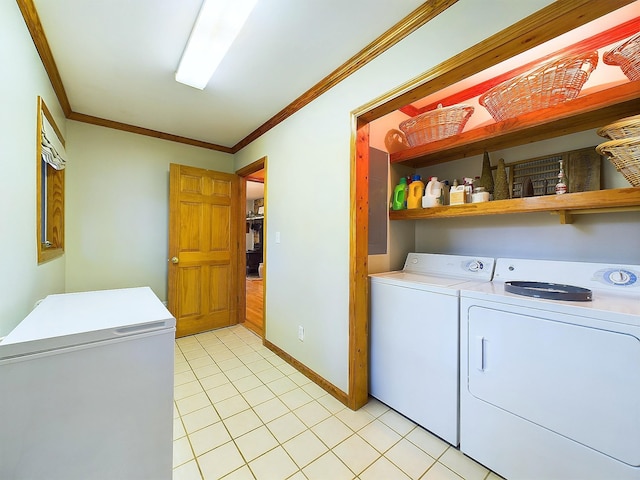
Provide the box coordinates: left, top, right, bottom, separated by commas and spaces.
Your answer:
467, 305, 640, 466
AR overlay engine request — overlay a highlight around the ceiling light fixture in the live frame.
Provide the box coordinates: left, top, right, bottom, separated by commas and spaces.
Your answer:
175, 0, 258, 89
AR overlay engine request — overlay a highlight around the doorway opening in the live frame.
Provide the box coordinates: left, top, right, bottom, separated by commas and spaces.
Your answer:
236, 157, 267, 338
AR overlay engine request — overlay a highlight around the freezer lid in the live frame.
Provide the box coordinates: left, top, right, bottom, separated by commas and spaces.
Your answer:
0, 287, 176, 359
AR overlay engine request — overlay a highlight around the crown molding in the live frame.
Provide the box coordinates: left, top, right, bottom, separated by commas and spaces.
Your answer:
67, 112, 234, 153
17, 0, 72, 117
17, 0, 233, 153
17, 0, 458, 154
231, 0, 458, 153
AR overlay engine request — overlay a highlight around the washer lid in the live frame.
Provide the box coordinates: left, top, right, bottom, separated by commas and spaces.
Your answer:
505, 281, 592, 301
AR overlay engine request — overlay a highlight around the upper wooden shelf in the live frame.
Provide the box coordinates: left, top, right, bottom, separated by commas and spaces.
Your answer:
389, 187, 640, 224
389, 82, 640, 169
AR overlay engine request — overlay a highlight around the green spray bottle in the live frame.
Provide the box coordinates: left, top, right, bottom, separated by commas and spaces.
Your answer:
392, 177, 408, 210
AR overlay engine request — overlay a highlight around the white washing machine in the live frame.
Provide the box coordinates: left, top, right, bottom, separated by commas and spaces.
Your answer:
369, 253, 495, 445
460, 258, 640, 480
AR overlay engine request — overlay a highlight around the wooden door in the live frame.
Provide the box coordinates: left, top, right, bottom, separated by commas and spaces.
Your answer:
168, 164, 240, 337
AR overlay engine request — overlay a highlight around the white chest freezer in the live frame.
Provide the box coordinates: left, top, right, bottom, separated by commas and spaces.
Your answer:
0, 287, 176, 480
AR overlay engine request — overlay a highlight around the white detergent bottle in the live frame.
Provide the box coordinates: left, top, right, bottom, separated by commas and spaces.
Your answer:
422, 177, 443, 208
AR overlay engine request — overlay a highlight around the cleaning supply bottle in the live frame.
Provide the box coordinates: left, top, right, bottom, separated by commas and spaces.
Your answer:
463, 177, 475, 203
449, 178, 466, 205
392, 177, 408, 210
407, 174, 425, 209
441, 180, 450, 205
422, 177, 443, 208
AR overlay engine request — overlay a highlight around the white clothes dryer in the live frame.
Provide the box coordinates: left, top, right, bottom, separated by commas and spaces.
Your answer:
460, 258, 640, 480
369, 253, 495, 445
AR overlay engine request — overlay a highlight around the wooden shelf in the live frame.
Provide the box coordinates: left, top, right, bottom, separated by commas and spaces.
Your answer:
390, 82, 640, 169
389, 187, 640, 224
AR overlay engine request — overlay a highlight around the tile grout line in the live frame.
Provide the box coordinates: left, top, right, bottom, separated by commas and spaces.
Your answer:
196, 327, 356, 478
185, 327, 312, 479
175, 326, 490, 480
217, 328, 352, 480
178, 327, 405, 479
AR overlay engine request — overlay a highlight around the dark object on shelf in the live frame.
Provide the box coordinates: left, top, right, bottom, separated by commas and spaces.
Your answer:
494, 159, 510, 200
522, 177, 534, 197
478, 151, 494, 195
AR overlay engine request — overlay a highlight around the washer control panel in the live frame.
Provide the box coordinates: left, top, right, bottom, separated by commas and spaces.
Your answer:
493, 258, 640, 294
402, 253, 495, 281
596, 268, 638, 287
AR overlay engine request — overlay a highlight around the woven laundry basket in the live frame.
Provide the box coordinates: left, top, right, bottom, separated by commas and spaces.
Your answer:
479, 51, 598, 122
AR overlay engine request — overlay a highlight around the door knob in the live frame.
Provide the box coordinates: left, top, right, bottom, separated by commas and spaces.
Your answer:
170, 256, 179, 264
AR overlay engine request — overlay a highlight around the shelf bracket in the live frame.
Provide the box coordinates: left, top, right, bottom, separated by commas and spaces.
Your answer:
552, 205, 640, 224
569, 206, 640, 215
553, 210, 574, 224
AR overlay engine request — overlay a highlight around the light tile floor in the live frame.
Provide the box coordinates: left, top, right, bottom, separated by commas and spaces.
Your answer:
173, 325, 502, 480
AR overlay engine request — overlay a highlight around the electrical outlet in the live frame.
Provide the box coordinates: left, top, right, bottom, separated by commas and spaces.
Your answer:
298, 325, 304, 341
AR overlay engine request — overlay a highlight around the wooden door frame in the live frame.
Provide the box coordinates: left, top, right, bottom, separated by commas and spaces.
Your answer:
235, 157, 267, 336
349, 0, 629, 410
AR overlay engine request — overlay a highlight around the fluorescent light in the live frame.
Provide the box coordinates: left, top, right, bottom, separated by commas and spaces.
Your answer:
175, 0, 258, 89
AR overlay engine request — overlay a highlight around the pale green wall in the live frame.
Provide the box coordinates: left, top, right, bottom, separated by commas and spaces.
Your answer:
11, 0, 627, 399
0, 1, 67, 336
65, 122, 234, 301
234, 0, 556, 392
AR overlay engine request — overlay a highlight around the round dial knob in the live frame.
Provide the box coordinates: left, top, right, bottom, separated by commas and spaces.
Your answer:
608, 270, 631, 285
468, 260, 483, 272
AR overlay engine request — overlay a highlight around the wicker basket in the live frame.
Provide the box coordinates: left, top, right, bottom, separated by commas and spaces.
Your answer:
603, 33, 640, 81
597, 114, 640, 140
596, 136, 640, 187
384, 129, 410, 153
399, 104, 474, 147
479, 51, 598, 122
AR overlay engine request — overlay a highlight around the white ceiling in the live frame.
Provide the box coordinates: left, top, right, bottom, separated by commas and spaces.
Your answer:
246, 181, 264, 201
33, 0, 425, 149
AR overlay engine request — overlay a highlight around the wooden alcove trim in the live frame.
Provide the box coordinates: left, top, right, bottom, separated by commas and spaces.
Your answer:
350, 0, 636, 410
358, 0, 636, 124
348, 118, 371, 410
235, 156, 267, 332
17, 0, 72, 117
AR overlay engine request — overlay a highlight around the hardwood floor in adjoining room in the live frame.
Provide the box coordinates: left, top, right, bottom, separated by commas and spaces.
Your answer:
245, 277, 264, 337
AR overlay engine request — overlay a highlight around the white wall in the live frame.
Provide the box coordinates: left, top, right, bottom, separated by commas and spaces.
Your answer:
235, 0, 556, 392
0, 1, 67, 336
65, 122, 234, 301
413, 131, 640, 264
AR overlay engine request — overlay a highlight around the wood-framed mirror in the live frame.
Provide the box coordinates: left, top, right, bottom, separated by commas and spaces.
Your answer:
36, 96, 65, 264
